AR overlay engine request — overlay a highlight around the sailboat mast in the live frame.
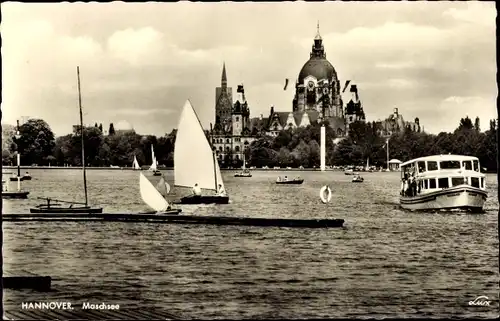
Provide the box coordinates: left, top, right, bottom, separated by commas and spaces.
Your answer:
77, 66, 88, 207
213, 152, 218, 191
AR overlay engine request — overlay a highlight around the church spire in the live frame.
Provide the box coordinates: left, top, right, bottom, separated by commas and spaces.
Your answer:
221, 62, 227, 87
311, 22, 325, 59
315, 20, 321, 40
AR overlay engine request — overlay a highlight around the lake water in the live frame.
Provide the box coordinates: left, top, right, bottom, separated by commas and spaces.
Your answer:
2, 169, 499, 319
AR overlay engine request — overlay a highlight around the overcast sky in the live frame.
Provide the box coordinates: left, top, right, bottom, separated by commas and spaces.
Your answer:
1, 1, 496, 137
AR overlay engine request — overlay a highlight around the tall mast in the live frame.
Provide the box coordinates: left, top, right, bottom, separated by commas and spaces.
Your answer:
77, 66, 88, 206
386, 138, 390, 171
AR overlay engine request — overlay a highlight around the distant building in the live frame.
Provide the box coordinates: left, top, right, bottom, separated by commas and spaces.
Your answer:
376, 108, 422, 137
248, 23, 366, 137
210, 65, 257, 164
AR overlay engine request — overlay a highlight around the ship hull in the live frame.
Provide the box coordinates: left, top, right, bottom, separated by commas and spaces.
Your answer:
30, 206, 103, 214
176, 195, 230, 205
400, 185, 487, 212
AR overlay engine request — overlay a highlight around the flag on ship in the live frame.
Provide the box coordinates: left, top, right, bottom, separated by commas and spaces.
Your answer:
237, 84, 244, 93
284, 78, 289, 90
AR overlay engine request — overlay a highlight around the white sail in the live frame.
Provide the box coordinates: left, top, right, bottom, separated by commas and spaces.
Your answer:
156, 176, 171, 196
133, 156, 141, 170
215, 153, 225, 190
149, 145, 157, 171
174, 100, 222, 191
139, 172, 170, 212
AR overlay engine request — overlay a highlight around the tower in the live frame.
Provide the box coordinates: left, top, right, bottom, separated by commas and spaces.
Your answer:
215, 62, 233, 131
344, 84, 366, 133
293, 22, 342, 118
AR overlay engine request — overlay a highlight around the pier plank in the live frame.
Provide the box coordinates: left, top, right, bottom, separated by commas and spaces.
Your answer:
2, 213, 344, 228
3, 309, 176, 320
2, 274, 51, 291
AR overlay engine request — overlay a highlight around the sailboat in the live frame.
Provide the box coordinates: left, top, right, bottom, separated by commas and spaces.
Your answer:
149, 145, 162, 176
173, 100, 229, 204
234, 153, 252, 177
139, 172, 180, 214
30, 66, 103, 214
2, 126, 30, 199
132, 155, 141, 170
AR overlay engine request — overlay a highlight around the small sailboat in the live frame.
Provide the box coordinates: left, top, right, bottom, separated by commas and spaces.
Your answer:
132, 155, 141, 170
139, 172, 180, 214
2, 178, 29, 199
173, 100, 229, 204
234, 153, 252, 177
30, 66, 103, 214
149, 145, 162, 176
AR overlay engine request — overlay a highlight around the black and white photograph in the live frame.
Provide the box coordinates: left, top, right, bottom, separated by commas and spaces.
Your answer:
1, 1, 498, 320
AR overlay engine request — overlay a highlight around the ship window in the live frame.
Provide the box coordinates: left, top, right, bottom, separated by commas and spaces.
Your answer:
463, 161, 472, 170
226, 146, 230, 152
473, 160, 479, 172
423, 180, 428, 189
471, 177, 480, 188
438, 178, 449, 188
226, 139, 230, 144
235, 146, 240, 152
440, 161, 461, 170
429, 179, 436, 189
219, 147, 223, 152
417, 161, 426, 173
451, 177, 465, 187
236, 117, 239, 122
481, 178, 484, 188
427, 161, 438, 171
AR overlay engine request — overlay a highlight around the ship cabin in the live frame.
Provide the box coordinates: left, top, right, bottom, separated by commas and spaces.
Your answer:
400, 155, 486, 195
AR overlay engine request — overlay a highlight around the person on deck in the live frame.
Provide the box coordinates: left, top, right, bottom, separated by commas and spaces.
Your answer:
217, 184, 226, 196
192, 183, 202, 196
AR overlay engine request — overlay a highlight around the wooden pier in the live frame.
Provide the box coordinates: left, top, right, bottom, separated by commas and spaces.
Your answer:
2, 271, 51, 291
1, 213, 344, 228
3, 308, 177, 320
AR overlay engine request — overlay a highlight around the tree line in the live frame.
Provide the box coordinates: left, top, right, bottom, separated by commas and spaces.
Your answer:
2, 116, 498, 172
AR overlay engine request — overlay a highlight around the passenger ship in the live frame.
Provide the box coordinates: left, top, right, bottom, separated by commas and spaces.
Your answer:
399, 155, 488, 212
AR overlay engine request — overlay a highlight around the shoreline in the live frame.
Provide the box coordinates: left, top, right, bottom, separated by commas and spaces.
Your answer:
2, 166, 497, 174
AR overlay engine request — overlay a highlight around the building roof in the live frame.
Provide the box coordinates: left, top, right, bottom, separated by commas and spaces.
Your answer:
298, 58, 338, 83
400, 155, 479, 167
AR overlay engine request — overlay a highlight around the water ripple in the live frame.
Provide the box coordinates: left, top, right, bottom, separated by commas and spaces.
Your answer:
2, 170, 499, 319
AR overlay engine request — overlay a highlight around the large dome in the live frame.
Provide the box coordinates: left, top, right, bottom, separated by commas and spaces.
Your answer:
298, 57, 338, 84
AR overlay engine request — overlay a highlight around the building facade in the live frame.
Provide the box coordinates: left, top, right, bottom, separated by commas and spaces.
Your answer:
210, 65, 256, 165
248, 23, 366, 137
208, 24, 422, 164
375, 108, 422, 137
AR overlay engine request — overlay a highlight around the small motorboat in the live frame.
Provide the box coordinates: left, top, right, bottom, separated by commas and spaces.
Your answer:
352, 175, 364, 183
9, 172, 32, 181
234, 169, 252, 177
276, 177, 304, 185
2, 179, 29, 199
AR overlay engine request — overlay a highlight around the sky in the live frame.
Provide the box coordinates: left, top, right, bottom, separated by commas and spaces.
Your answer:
1, 1, 497, 137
